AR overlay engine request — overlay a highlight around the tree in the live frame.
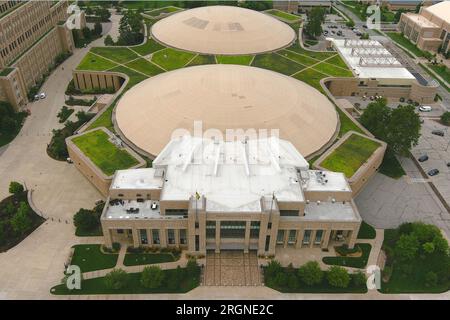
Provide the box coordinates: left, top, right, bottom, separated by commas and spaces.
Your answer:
141, 266, 165, 289
82, 27, 92, 40
118, 10, 143, 45
441, 111, 450, 125
327, 266, 350, 288
73, 208, 99, 231
94, 7, 111, 22
386, 104, 421, 155
424, 271, 438, 287
394, 9, 406, 23
304, 7, 326, 39
395, 233, 419, 261
360, 99, 421, 156
298, 261, 323, 286
104, 268, 128, 290
104, 35, 114, 46
9, 181, 24, 196
1, 116, 18, 133
10, 202, 32, 235
265, 260, 282, 279
422, 242, 435, 254
94, 22, 102, 36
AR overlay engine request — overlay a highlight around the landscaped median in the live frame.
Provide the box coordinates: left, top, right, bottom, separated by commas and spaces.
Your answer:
66, 127, 146, 195
124, 246, 181, 266
265, 9, 301, 23
314, 131, 386, 195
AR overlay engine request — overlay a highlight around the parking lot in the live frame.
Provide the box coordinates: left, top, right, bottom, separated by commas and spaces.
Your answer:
322, 22, 366, 40
412, 118, 450, 207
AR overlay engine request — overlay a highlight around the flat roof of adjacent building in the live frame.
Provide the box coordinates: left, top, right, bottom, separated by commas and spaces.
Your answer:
330, 39, 416, 81
405, 13, 439, 28
111, 168, 164, 190
150, 5, 296, 55
115, 64, 338, 158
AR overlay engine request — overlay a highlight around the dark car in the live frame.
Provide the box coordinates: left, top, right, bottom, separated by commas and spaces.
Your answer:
418, 155, 429, 162
428, 169, 440, 176
432, 130, 444, 137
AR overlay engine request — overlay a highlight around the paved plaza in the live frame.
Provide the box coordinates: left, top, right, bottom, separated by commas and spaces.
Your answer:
204, 251, 262, 287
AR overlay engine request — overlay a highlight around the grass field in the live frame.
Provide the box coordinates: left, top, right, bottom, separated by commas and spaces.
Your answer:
357, 221, 376, 240
125, 58, 165, 76
77, 52, 118, 71
279, 49, 317, 66
313, 62, 354, 77
386, 32, 425, 57
151, 48, 196, 70
123, 252, 178, 266
72, 129, 139, 176
320, 134, 381, 178
70, 244, 118, 273
427, 63, 450, 84
325, 54, 350, 69
216, 55, 254, 65
186, 54, 216, 66
145, 6, 181, 17
131, 38, 165, 56
265, 9, 301, 22
292, 68, 327, 92
91, 47, 139, 64
322, 243, 372, 269
336, 108, 365, 137
252, 52, 305, 75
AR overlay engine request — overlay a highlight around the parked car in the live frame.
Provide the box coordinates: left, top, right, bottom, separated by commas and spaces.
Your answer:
39, 92, 46, 99
337, 30, 343, 36
419, 105, 432, 112
34, 94, 40, 101
66, 157, 73, 164
418, 155, 429, 162
431, 130, 444, 137
428, 169, 440, 176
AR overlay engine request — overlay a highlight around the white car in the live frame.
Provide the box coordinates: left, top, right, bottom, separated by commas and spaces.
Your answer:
34, 94, 40, 101
419, 105, 432, 112
39, 92, 46, 99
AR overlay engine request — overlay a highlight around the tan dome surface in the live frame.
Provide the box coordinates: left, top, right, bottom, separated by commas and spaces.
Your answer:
115, 64, 338, 157
150, 5, 296, 55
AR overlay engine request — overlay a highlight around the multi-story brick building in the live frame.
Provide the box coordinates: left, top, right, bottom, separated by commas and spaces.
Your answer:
0, 0, 75, 110
100, 136, 362, 256
399, 1, 450, 54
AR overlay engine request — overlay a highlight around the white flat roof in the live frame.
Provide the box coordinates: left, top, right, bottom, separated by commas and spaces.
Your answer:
111, 168, 163, 190
303, 202, 359, 221
305, 170, 351, 193
154, 136, 308, 210
330, 39, 416, 82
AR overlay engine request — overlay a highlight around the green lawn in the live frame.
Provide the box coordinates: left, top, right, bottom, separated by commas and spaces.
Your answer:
91, 47, 139, 64
51, 267, 200, 295
70, 244, 118, 273
336, 108, 365, 137
287, 42, 335, 60
292, 68, 327, 92
279, 49, 317, 66
146, 6, 181, 17
216, 55, 254, 65
72, 129, 139, 176
427, 63, 450, 84
186, 54, 216, 66
386, 32, 425, 57
151, 48, 196, 70
313, 62, 354, 77
125, 58, 165, 76
109, 65, 149, 89
76, 52, 118, 71
265, 9, 301, 22
325, 54, 349, 69
123, 252, 179, 266
322, 243, 372, 269
252, 52, 305, 75
357, 221, 376, 240
131, 38, 165, 56
320, 134, 381, 178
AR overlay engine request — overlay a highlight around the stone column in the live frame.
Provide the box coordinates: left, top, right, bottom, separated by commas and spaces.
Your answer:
283, 230, 289, 248
244, 221, 251, 253
175, 229, 180, 247
310, 230, 317, 248
132, 228, 139, 248
322, 229, 332, 249
215, 221, 221, 253
103, 228, 113, 248
146, 229, 152, 246
295, 229, 304, 249
347, 230, 358, 249
159, 228, 167, 247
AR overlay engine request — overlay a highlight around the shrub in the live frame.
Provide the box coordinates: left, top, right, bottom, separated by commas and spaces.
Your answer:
104, 269, 128, 290
352, 271, 366, 287
422, 242, 435, 254
10, 202, 32, 235
167, 266, 184, 290
140, 266, 165, 289
441, 112, 450, 126
9, 181, 24, 196
265, 260, 283, 279
327, 266, 350, 288
104, 35, 114, 46
186, 258, 199, 278
424, 271, 438, 287
395, 233, 419, 261
298, 261, 323, 286
73, 208, 100, 231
